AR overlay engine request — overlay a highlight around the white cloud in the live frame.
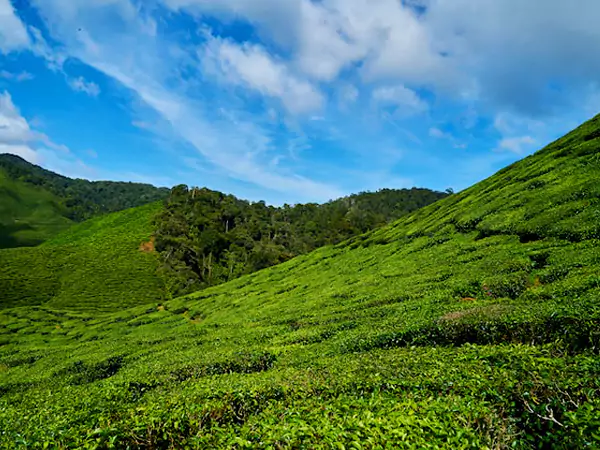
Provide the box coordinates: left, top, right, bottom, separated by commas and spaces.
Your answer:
493, 112, 544, 136
0, 143, 41, 163
27, 0, 341, 201
0, 91, 31, 144
0, 0, 30, 53
29, 27, 67, 72
372, 85, 428, 115
163, 0, 600, 115
427, 0, 600, 112
0, 91, 57, 165
496, 136, 536, 154
0, 70, 34, 82
0, 90, 93, 175
201, 35, 323, 114
68, 76, 100, 96
167, 0, 448, 86
429, 127, 451, 140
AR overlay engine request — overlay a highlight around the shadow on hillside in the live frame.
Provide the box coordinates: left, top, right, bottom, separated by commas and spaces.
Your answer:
0, 223, 41, 249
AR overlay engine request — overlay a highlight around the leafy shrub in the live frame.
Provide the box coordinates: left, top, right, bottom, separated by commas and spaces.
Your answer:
171, 351, 277, 381
56, 356, 124, 385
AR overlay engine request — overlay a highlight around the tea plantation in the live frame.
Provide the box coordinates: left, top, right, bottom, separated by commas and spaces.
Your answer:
1, 115, 600, 448
0, 201, 166, 310
0, 168, 73, 249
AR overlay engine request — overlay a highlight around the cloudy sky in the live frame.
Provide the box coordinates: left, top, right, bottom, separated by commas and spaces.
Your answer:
1, 0, 599, 204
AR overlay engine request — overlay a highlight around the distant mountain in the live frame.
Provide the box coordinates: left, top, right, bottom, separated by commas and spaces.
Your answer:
0, 154, 170, 248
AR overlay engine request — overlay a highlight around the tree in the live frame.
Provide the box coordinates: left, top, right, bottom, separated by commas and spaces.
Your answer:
154, 185, 448, 295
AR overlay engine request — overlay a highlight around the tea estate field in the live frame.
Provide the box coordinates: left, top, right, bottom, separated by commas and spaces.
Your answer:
2, 115, 600, 448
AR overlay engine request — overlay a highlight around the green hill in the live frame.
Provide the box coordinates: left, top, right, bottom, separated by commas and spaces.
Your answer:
0, 202, 166, 310
1, 115, 600, 447
0, 168, 74, 248
0, 154, 169, 248
155, 186, 448, 296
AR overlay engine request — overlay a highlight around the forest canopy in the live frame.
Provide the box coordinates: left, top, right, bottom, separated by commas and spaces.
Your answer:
154, 185, 448, 296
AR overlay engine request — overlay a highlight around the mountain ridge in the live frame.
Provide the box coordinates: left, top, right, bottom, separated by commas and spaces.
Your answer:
0, 153, 170, 248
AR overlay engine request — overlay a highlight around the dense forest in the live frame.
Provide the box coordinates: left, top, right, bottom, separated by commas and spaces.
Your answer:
154, 185, 448, 296
0, 154, 169, 222
0, 153, 446, 260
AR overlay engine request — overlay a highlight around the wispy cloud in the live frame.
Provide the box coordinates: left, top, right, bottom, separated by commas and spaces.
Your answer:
0, 70, 34, 81
68, 76, 100, 96
26, 0, 342, 201
429, 127, 467, 149
201, 34, 323, 114
372, 85, 428, 116
429, 127, 451, 140
0, 90, 93, 176
0, 90, 34, 147
496, 136, 536, 154
0, 0, 30, 53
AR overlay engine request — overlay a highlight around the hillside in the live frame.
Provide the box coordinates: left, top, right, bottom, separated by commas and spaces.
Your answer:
0, 168, 74, 248
1, 114, 600, 447
0, 202, 166, 310
0, 156, 447, 306
0, 154, 169, 247
156, 186, 448, 296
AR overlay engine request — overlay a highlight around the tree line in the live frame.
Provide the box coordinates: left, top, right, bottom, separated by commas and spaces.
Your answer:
154, 185, 449, 297
0, 154, 169, 221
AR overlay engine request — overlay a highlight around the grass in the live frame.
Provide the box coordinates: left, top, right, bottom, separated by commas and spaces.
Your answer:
1, 114, 600, 448
0, 202, 166, 311
0, 168, 74, 248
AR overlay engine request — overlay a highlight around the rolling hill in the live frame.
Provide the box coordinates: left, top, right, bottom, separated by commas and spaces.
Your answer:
0, 154, 169, 248
0, 167, 74, 248
155, 185, 448, 296
1, 114, 600, 448
0, 201, 166, 310
0, 151, 448, 300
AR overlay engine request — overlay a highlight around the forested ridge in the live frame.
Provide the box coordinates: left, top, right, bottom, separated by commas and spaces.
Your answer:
154, 185, 448, 296
0, 152, 446, 284
0, 154, 169, 222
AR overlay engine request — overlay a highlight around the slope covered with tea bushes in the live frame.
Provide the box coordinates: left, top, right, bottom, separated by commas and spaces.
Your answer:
0, 202, 166, 310
1, 115, 600, 448
0, 167, 74, 248
0, 154, 169, 247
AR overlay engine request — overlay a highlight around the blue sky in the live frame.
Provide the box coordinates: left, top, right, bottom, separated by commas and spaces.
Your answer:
1, 0, 600, 204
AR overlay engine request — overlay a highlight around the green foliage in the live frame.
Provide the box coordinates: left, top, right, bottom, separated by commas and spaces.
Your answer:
2, 114, 600, 447
57, 356, 124, 385
0, 168, 74, 248
0, 154, 169, 247
0, 202, 166, 310
155, 185, 447, 296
